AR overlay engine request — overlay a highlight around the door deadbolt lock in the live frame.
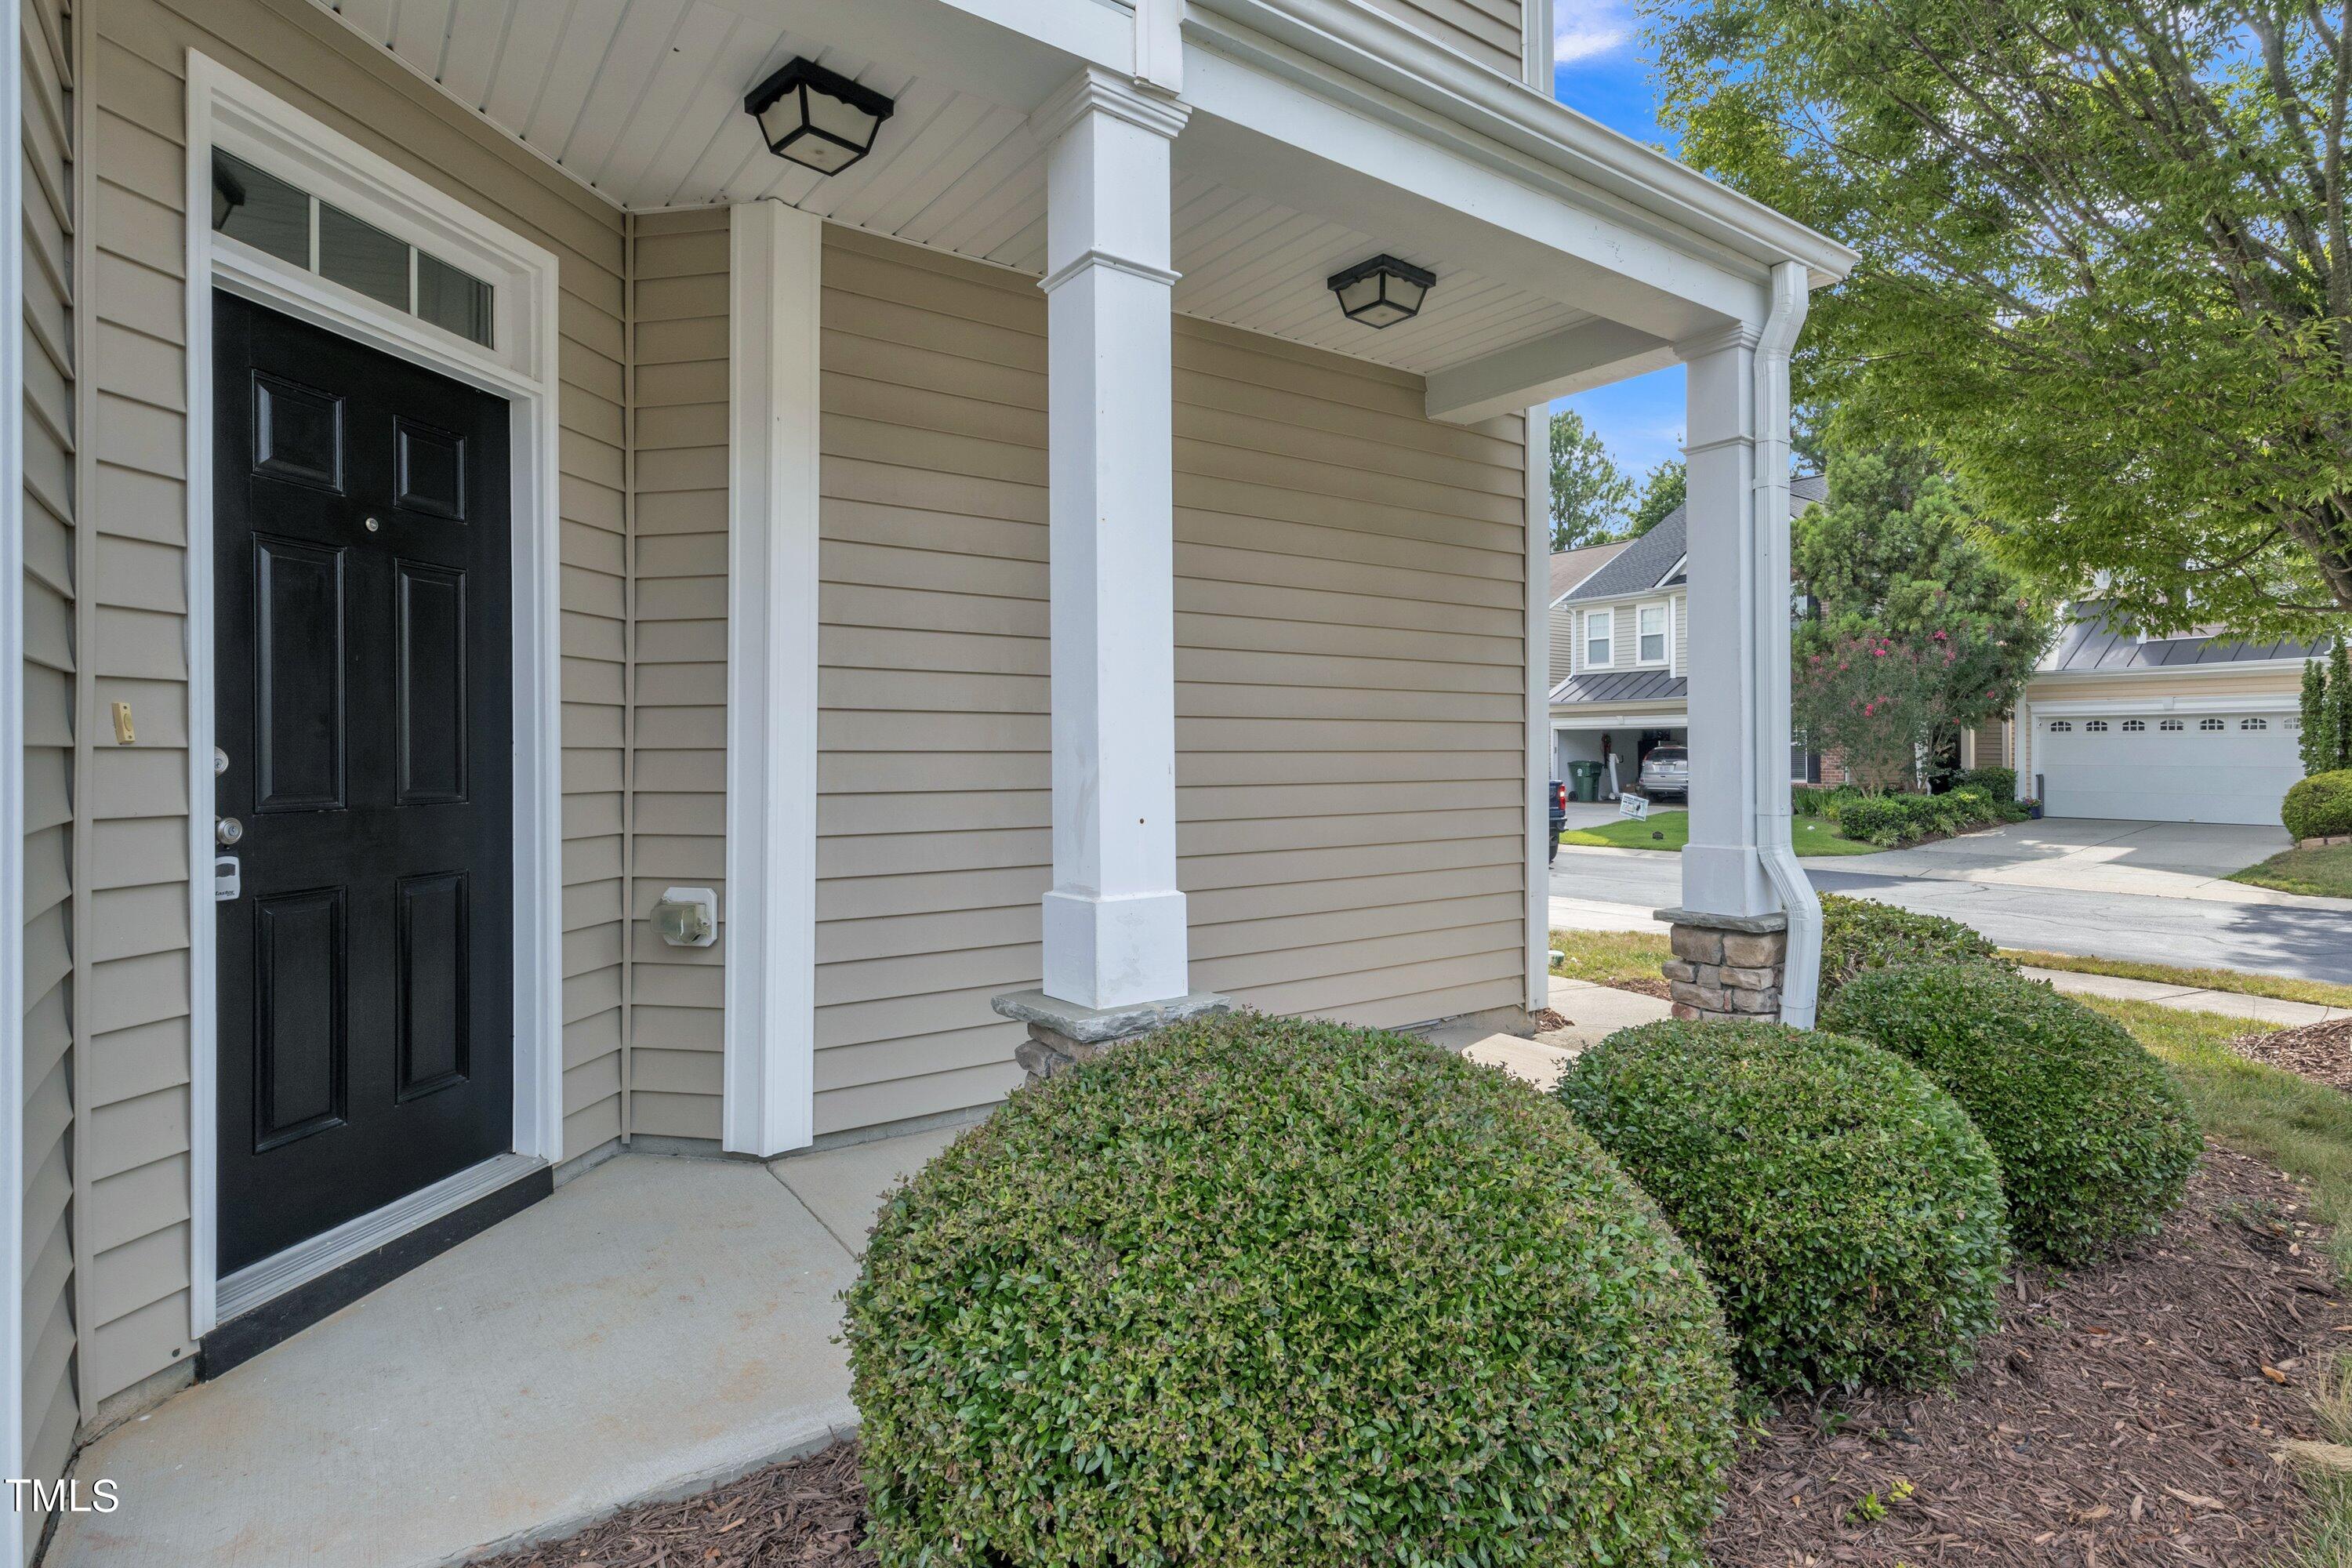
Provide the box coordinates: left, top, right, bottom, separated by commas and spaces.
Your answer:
215, 816, 244, 847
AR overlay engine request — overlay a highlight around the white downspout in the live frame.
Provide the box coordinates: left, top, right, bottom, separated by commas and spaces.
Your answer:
1751, 261, 1823, 1027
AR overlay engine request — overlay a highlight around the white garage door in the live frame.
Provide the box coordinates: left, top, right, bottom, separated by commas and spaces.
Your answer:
2037, 713, 2301, 825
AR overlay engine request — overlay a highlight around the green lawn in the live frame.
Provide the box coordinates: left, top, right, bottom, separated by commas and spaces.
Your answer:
1546, 927, 1673, 988
1557, 808, 1886, 856
2230, 842, 2352, 900
2002, 949, 2352, 1011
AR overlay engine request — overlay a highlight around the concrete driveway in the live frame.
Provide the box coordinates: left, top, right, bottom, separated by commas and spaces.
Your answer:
1844, 818, 2292, 904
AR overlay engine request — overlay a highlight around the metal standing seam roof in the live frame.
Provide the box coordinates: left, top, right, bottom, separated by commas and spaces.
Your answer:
2038, 604, 2328, 673
1548, 669, 1689, 705
1562, 474, 1828, 604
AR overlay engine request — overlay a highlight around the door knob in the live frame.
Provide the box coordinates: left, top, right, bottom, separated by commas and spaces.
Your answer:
216, 816, 244, 847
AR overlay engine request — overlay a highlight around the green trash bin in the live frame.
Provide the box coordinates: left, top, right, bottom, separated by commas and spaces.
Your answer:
1569, 760, 1602, 802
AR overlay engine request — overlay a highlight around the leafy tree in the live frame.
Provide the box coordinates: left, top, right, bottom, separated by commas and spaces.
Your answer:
1548, 408, 1634, 550
1795, 633, 1964, 791
2303, 658, 2333, 775
1649, 0, 2352, 638
2331, 642, 2352, 771
1792, 443, 2051, 753
1627, 459, 1686, 538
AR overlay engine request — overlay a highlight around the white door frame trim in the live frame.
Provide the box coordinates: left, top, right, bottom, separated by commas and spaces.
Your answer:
720, 201, 820, 1158
1, 0, 31, 1546
183, 54, 565, 1338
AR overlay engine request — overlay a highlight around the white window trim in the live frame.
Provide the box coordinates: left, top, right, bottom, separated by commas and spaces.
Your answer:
0, 0, 29, 1541
1635, 597, 1671, 667
721, 201, 821, 1158
184, 55, 565, 1338
1582, 606, 1615, 669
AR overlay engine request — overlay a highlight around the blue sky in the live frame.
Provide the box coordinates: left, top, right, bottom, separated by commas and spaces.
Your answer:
1546, 2, 1686, 481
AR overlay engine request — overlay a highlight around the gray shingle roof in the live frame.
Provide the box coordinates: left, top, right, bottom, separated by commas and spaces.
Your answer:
1563, 474, 1826, 604
1549, 670, 1688, 704
2039, 603, 2326, 673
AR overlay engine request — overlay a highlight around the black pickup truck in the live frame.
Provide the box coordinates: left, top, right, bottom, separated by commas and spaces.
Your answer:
1548, 779, 1567, 865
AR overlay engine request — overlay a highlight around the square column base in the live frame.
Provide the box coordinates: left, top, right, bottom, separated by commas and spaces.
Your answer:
1653, 908, 1789, 1022
990, 989, 1232, 1085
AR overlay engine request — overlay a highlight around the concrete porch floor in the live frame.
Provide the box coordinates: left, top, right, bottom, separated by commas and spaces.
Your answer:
49, 1127, 960, 1568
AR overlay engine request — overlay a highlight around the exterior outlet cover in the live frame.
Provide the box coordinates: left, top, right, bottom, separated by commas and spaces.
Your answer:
655, 887, 718, 947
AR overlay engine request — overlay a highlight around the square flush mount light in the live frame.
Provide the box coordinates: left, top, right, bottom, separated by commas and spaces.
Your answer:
744, 56, 896, 176
1327, 254, 1436, 328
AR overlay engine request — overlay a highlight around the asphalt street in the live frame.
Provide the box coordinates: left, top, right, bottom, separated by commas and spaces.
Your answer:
1551, 849, 2352, 985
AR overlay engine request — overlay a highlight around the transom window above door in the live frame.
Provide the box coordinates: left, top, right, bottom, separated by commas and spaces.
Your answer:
212, 151, 495, 347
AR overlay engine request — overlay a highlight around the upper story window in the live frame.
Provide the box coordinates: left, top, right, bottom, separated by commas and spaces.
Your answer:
212, 150, 495, 347
1637, 602, 1668, 665
1584, 608, 1614, 669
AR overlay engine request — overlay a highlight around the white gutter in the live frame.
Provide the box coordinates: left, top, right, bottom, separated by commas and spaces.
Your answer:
1750, 261, 1824, 1028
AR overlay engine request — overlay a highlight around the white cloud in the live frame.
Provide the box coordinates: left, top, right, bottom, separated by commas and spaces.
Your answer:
1553, 0, 1632, 63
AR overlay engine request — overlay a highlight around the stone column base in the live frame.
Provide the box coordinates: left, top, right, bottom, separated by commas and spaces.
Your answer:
1651, 908, 1788, 1023
989, 989, 1233, 1085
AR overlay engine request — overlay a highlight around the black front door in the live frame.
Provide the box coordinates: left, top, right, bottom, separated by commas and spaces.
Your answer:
214, 292, 514, 1276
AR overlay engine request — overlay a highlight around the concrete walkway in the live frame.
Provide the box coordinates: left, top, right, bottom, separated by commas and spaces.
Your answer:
1818, 818, 2325, 908
2026, 966, 2345, 1026
50, 1128, 962, 1568
1432, 977, 1675, 1092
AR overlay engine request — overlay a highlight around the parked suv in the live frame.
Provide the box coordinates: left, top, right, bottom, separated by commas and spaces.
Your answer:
1638, 744, 1690, 800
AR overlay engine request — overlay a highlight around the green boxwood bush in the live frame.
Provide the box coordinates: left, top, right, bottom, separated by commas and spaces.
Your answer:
1559, 1019, 2009, 1394
1953, 765, 2016, 800
844, 1013, 1736, 1568
2284, 769, 2352, 839
1817, 892, 2010, 999
1824, 964, 2200, 1263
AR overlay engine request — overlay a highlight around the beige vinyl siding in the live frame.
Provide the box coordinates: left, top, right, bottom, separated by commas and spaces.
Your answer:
812, 228, 1043, 1134
1174, 320, 1528, 1027
626, 208, 729, 1141
1970, 717, 2007, 770
1671, 590, 1688, 673
1547, 602, 1573, 688
1359, 0, 1525, 78
78, 0, 627, 1405
20, 0, 81, 1519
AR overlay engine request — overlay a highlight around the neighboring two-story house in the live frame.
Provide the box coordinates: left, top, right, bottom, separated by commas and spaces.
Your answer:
1548, 475, 1828, 795
1965, 605, 2327, 826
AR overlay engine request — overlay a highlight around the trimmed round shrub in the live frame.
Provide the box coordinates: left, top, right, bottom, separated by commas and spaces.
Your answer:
1817, 892, 2011, 1000
1558, 1019, 2009, 1395
844, 1013, 1736, 1568
2284, 769, 2352, 839
1824, 964, 2200, 1263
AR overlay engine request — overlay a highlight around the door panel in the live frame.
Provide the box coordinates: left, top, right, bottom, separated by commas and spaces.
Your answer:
214, 292, 514, 1276
2038, 713, 2299, 825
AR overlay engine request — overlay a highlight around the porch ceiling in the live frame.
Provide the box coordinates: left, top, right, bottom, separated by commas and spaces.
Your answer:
312, 0, 1603, 380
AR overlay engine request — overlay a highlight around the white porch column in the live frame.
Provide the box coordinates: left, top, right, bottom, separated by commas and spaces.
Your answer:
1033, 68, 1192, 1012
1663, 266, 1822, 1025
1677, 323, 1776, 919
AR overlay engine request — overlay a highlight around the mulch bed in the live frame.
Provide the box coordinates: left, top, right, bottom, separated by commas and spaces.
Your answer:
472, 1149, 2343, 1568
471, 1441, 869, 1568
2230, 1016, 2352, 1094
1717, 1145, 2343, 1566
1607, 975, 1675, 1001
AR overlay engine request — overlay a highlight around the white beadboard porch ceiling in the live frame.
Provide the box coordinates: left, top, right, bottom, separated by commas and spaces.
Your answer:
314, 0, 1590, 376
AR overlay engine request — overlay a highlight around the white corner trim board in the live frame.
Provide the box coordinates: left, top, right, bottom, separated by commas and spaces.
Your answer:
1523, 401, 1551, 1011
1, 0, 32, 1545
721, 200, 822, 1159
183, 55, 567, 1337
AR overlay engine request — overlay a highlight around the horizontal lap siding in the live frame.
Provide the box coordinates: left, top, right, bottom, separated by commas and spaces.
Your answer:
1360, 0, 1523, 76
813, 229, 1041, 1134
1174, 320, 1529, 1028
628, 209, 728, 1141
21, 0, 80, 1523
82, 0, 625, 1405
